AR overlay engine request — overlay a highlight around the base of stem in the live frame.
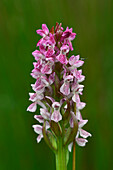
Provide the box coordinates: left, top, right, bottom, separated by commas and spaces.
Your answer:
55, 138, 67, 170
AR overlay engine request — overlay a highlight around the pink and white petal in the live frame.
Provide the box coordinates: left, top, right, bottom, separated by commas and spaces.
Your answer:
68, 142, 73, 152
37, 93, 44, 100
78, 75, 85, 83
68, 40, 73, 51
33, 61, 41, 69
75, 94, 80, 103
46, 48, 55, 57
76, 138, 88, 147
78, 119, 88, 128
32, 50, 44, 61
46, 121, 50, 129
49, 72, 55, 85
71, 83, 78, 91
32, 125, 42, 134
64, 104, 67, 109
78, 84, 84, 94
40, 108, 50, 120
29, 93, 37, 102
42, 24, 49, 35
69, 55, 77, 65
31, 72, 40, 79
56, 54, 68, 65
76, 102, 86, 110
75, 55, 80, 61
74, 60, 84, 68
79, 129, 92, 138
76, 131, 80, 138
33, 82, 44, 91
72, 93, 80, 103
60, 45, 69, 54
29, 92, 43, 101
72, 94, 77, 103
45, 96, 55, 103
69, 116, 74, 128
64, 75, 73, 81
52, 102, 61, 109
41, 64, 52, 74
34, 115, 44, 123
69, 32, 76, 41
41, 78, 49, 87
37, 134, 43, 143
76, 110, 82, 121
36, 29, 45, 36
39, 44, 46, 54
60, 83, 70, 96
27, 103, 37, 112
36, 39, 42, 47
51, 110, 62, 123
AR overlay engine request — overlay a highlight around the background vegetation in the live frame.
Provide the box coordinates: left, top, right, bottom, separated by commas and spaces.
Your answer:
0, 0, 113, 169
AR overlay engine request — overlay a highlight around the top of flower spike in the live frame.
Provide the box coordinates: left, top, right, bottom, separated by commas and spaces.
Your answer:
34, 23, 79, 67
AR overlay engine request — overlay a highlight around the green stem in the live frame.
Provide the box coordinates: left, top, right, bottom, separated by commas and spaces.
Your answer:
55, 137, 67, 170
73, 140, 76, 170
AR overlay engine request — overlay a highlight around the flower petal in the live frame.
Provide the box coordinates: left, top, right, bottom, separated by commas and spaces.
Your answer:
78, 119, 88, 128
46, 121, 50, 129
72, 93, 80, 103
76, 138, 88, 147
29, 93, 44, 102
52, 102, 61, 109
36, 29, 45, 36
42, 24, 49, 35
32, 50, 44, 61
41, 63, 52, 74
32, 125, 42, 134
51, 110, 62, 122
76, 102, 86, 110
49, 72, 55, 85
74, 61, 84, 68
34, 115, 44, 123
60, 82, 70, 96
27, 103, 37, 112
61, 45, 69, 54
56, 54, 68, 64
79, 129, 92, 138
76, 110, 82, 121
68, 142, 73, 152
37, 134, 43, 143
40, 108, 50, 120
69, 55, 79, 65
45, 96, 55, 103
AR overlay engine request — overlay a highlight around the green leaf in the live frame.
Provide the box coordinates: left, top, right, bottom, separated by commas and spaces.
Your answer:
66, 147, 69, 165
63, 113, 78, 146
50, 120, 62, 137
42, 121, 57, 153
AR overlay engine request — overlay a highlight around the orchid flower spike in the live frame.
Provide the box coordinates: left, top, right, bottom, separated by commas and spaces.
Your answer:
27, 22, 92, 169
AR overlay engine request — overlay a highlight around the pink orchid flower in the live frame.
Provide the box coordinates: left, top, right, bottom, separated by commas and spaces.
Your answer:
60, 75, 73, 96
36, 24, 49, 37
51, 102, 62, 122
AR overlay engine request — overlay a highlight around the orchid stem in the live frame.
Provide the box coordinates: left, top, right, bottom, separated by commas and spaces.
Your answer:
73, 140, 76, 170
55, 137, 67, 170
73, 103, 76, 170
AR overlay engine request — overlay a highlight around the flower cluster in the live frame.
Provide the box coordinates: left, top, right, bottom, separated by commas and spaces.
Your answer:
27, 23, 91, 152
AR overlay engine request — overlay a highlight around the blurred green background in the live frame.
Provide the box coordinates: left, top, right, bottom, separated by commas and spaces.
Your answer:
0, 0, 113, 169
